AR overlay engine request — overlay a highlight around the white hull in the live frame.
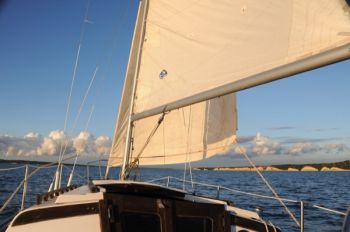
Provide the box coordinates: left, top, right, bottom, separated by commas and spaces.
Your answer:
6, 180, 280, 232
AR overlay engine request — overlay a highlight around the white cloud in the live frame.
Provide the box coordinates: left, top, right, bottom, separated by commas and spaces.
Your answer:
36, 130, 70, 156
286, 143, 320, 155
323, 144, 350, 153
0, 134, 40, 157
73, 131, 92, 154
0, 130, 111, 158
1, 131, 348, 162
37, 137, 58, 156
94, 136, 111, 155
251, 132, 281, 156
285, 142, 350, 156
24, 132, 40, 140
48, 130, 66, 141
230, 133, 349, 158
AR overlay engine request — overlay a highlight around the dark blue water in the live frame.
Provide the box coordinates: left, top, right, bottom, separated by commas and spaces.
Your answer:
0, 163, 349, 231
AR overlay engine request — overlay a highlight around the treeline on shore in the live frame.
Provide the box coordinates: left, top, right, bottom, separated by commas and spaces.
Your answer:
195, 160, 350, 171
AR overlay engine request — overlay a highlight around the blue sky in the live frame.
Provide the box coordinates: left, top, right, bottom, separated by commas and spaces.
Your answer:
0, 0, 349, 165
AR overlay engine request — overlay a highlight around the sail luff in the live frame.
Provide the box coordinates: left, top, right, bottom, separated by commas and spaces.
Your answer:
106, 0, 149, 178
132, 43, 350, 122
120, 0, 150, 180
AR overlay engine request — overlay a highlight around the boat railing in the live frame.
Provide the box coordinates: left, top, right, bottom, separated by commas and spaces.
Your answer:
147, 175, 347, 232
85, 159, 108, 181
0, 155, 84, 215
0, 166, 347, 232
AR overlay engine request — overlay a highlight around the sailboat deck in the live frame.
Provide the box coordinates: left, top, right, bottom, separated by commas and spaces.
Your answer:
6, 180, 281, 232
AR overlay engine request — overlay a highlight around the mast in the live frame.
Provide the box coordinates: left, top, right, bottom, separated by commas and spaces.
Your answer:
132, 43, 350, 122
105, 0, 149, 179
107, 0, 350, 172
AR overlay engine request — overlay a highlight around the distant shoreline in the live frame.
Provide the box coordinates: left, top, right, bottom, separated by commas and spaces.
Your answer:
195, 160, 350, 172
1, 159, 349, 171
0, 158, 98, 167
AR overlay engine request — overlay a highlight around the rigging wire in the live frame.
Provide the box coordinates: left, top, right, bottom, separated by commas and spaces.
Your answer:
234, 140, 301, 227
57, 66, 99, 168
67, 105, 95, 186
52, 66, 99, 190
73, 67, 99, 130
58, 0, 91, 157
52, 0, 92, 190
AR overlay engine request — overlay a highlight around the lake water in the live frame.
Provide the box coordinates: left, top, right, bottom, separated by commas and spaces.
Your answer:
0, 163, 349, 231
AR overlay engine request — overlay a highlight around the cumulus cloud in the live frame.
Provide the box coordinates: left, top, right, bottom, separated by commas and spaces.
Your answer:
323, 144, 350, 153
251, 132, 282, 156
1, 130, 347, 160
24, 132, 40, 140
94, 136, 111, 155
285, 142, 350, 156
0, 134, 40, 157
229, 133, 350, 158
286, 143, 320, 155
36, 130, 65, 156
73, 131, 92, 154
0, 130, 111, 158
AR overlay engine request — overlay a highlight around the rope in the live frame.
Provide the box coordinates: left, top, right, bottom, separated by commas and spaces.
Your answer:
182, 108, 188, 190
182, 106, 195, 190
188, 160, 194, 189
234, 141, 301, 227
0, 165, 26, 172
123, 112, 167, 179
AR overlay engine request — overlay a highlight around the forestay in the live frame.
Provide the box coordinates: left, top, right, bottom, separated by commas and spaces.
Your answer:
108, 0, 350, 168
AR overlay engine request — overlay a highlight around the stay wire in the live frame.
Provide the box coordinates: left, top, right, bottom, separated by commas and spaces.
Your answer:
54, 0, 92, 188
234, 140, 301, 227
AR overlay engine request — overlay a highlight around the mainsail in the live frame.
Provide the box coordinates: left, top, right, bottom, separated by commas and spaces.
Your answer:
108, 0, 350, 171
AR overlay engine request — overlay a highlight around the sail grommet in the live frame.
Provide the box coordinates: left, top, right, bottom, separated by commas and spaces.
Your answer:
159, 69, 168, 79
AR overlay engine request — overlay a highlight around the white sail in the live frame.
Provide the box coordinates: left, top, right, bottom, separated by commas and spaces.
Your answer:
134, 0, 350, 114
108, 1, 147, 167
108, 0, 350, 168
130, 94, 237, 165
109, 93, 237, 166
